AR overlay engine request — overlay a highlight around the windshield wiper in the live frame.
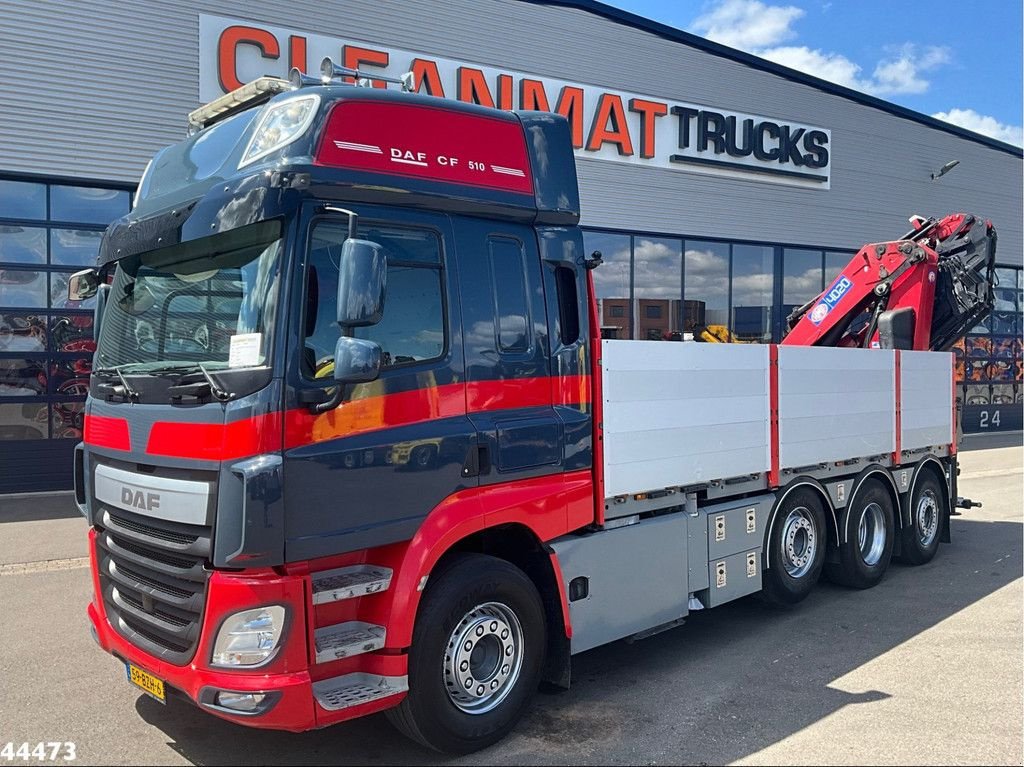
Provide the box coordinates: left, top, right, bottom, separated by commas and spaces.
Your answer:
165, 363, 233, 402
93, 364, 140, 402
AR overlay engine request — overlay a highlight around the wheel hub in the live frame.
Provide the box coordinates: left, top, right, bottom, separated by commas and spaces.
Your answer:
916, 490, 939, 546
858, 502, 887, 566
443, 602, 523, 715
782, 507, 817, 578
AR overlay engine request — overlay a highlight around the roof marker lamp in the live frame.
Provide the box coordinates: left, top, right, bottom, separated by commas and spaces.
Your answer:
238, 94, 320, 168
211, 606, 287, 667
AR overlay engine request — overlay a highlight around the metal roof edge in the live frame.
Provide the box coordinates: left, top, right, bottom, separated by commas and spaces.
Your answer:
527, 0, 1024, 158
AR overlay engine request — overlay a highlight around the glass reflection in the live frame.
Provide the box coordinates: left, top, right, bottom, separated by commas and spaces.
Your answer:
732, 244, 773, 342
684, 240, 728, 330
0, 269, 47, 307
0, 313, 47, 352
0, 226, 46, 265
0, 358, 47, 396
51, 228, 103, 266
0, 403, 48, 440
0, 180, 46, 221
633, 237, 681, 340
585, 231, 631, 340
50, 185, 129, 225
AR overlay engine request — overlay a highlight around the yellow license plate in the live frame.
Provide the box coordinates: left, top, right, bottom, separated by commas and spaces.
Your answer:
126, 662, 166, 704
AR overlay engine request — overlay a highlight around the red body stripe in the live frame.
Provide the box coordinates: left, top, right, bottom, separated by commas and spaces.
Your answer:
586, 269, 607, 523
147, 413, 283, 460
83, 414, 131, 452
893, 351, 902, 463
142, 376, 591, 460
950, 353, 958, 455
768, 345, 780, 488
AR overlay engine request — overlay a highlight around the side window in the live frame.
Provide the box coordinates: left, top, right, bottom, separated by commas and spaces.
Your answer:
303, 222, 445, 378
488, 237, 531, 353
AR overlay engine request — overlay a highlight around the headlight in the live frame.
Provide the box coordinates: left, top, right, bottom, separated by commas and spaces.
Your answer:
238, 95, 320, 168
211, 606, 287, 667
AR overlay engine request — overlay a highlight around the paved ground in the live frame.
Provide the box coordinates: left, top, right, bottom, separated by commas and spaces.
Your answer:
0, 436, 1020, 765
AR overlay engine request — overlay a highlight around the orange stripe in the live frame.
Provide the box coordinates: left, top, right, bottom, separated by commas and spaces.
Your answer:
141, 376, 592, 459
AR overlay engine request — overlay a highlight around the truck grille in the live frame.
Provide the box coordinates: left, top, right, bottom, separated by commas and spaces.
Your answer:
94, 506, 211, 664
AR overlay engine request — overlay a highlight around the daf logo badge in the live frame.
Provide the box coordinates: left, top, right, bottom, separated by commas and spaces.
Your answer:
121, 486, 161, 512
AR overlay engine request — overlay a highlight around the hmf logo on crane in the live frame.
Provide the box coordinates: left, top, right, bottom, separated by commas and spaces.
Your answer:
199, 14, 832, 188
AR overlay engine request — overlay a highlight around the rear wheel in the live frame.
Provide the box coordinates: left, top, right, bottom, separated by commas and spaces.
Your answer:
826, 479, 895, 589
762, 487, 827, 606
386, 554, 546, 754
898, 471, 945, 565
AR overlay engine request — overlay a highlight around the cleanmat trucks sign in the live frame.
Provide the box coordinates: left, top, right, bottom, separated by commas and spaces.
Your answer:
199, 14, 832, 188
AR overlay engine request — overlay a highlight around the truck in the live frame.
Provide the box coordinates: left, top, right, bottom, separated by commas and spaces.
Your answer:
70, 62, 995, 754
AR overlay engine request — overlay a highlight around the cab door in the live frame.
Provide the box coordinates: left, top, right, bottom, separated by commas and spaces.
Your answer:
452, 215, 563, 484
281, 203, 475, 562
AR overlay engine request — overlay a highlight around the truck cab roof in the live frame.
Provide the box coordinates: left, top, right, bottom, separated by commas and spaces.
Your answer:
100, 83, 580, 267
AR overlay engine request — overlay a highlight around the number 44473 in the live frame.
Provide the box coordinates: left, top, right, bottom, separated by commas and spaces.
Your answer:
0, 744, 76, 762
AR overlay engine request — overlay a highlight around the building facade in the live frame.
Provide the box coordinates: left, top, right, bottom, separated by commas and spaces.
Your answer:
0, 0, 1021, 493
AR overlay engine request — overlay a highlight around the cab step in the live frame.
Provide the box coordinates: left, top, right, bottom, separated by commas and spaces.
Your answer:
315, 621, 386, 663
311, 565, 393, 605
312, 673, 408, 711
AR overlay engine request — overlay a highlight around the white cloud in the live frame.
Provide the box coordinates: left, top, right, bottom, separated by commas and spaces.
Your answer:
689, 0, 951, 97
931, 108, 1023, 146
691, 0, 803, 49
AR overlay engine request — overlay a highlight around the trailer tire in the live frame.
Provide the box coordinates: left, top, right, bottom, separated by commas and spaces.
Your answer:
826, 479, 895, 589
898, 472, 945, 565
762, 488, 827, 606
386, 553, 546, 754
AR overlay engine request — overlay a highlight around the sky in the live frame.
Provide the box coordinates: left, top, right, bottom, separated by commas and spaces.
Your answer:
604, 0, 1023, 146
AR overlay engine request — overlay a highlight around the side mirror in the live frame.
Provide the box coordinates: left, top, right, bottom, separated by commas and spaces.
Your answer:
333, 336, 382, 384
68, 268, 100, 301
337, 239, 386, 327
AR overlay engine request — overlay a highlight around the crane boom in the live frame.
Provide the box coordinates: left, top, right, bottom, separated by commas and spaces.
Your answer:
782, 213, 997, 351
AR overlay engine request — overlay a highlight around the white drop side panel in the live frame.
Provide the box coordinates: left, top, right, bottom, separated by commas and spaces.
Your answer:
601, 341, 770, 497
900, 351, 954, 449
777, 347, 895, 468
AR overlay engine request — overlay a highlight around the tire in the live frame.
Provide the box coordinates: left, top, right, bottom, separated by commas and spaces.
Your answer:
825, 479, 895, 589
898, 471, 945, 565
386, 554, 546, 754
762, 487, 828, 606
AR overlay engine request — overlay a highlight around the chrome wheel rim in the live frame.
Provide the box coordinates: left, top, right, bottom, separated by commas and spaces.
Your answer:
443, 601, 523, 715
916, 490, 939, 547
858, 502, 886, 566
781, 506, 817, 578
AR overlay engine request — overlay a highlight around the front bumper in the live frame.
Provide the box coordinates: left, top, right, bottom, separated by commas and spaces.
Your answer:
86, 528, 406, 732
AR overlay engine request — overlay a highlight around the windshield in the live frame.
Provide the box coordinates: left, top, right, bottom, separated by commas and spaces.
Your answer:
95, 224, 282, 374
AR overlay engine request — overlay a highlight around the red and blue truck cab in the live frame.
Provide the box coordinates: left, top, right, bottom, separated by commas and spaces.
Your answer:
73, 63, 969, 753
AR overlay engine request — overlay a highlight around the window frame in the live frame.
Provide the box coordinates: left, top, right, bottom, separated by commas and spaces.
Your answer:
297, 214, 450, 385
486, 233, 534, 356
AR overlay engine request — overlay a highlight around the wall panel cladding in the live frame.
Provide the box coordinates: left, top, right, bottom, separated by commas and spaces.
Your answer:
0, 0, 1019, 262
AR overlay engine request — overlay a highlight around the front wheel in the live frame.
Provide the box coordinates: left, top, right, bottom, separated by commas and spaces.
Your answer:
386, 554, 546, 754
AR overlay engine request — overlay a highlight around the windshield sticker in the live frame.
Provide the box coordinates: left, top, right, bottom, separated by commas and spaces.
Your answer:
228, 333, 262, 368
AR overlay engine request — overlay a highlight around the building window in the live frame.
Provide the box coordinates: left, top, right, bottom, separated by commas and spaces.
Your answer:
782, 248, 823, 320
634, 237, 681, 340
731, 244, 774, 343
585, 231, 631, 340
610, 305, 624, 318
956, 265, 1023, 431
684, 240, 729, 331
0, 174, 132, 442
